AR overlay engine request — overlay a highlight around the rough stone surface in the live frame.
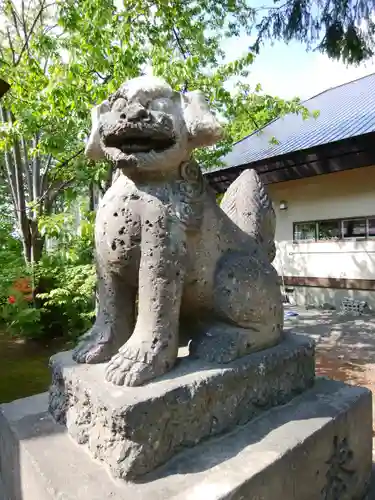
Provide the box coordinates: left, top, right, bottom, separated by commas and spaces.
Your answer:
1, 379, 372, 500
73, 75, 283, 387
50, 333, 314, 480
0, 478, 5, 500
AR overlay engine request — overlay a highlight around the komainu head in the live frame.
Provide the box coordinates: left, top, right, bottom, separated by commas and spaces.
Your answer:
85, 76, 223, 172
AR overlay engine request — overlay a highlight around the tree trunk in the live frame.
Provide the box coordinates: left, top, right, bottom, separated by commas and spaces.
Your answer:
30, 218, 45, 264
0, 106, 48, 266
31, 235, 44, 263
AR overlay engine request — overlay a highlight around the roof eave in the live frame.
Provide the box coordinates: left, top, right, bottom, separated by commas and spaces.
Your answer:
204, 131, 375, 192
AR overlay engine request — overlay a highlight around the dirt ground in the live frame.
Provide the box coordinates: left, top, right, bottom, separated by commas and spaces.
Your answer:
284, 307, 375, 396
284, 308, 375, 463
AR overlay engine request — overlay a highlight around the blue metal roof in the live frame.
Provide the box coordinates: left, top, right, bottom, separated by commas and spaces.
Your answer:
216, 72, 375, 171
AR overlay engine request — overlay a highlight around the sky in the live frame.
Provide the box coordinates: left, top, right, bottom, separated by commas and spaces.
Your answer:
222, 34, 375, 101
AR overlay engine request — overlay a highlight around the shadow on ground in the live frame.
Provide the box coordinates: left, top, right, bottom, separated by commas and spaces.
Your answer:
285, 308, 375, 388
0, 330, 72, 403
285, 309, 375, 363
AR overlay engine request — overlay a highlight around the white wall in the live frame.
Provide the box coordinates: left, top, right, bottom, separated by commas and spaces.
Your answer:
268, 166, 375, 308
268, 166, 375, 281
274, 239, 375, 282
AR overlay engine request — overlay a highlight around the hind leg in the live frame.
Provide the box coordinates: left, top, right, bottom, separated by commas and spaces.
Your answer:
190, 251, 283, 363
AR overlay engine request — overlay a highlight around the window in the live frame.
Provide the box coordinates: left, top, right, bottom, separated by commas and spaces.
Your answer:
318, 220, 341, 240
293, 216, 375, 241
342, 219, 366, 238
368, 218, 375, 237
293, 222, 316, 241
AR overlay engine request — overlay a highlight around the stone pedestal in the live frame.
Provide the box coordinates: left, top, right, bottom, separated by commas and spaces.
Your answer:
49, 333, 315, 479
0, 333, 373, 500
0, 380, 372, 500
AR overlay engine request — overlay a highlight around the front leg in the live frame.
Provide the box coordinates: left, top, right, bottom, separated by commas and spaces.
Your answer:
73, 259, 136, 364
106, 207, 187, 386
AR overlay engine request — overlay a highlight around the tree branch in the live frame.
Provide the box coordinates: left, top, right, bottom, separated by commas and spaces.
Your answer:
6, 26, 16, 64
8, 0, 22, 40
32, 137, 42, 208
56, 147, 85, 170
91, 70, 113, 84
39, 147, 84, 203
10, 116, 32, 261
0, 105, 18, 211
14, 0, 55, 67
172, 27, 188, 59
21, 136, 33, 200
172, 27, 189, 91
45, 177, 75, 206
41, 153, 53, 195
100, 163, 114, 195
20, 0, 33, 60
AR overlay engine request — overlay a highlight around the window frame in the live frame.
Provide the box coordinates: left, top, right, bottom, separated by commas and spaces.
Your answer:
368, 217, 375, 237
317, 219, 342, 241
341, 218, 367, 240
292, 221, 317, 242
293, 216, 375, 242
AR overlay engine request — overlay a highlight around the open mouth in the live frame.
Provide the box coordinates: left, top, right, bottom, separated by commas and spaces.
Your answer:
117, 137, 175, 154
103, 128, 175, 154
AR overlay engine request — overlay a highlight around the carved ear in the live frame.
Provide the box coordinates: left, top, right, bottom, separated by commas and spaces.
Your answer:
85, 100, 110, 160
182, 91, 223, 148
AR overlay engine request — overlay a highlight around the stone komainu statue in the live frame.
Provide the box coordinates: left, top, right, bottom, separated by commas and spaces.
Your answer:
73, 76, 283, 387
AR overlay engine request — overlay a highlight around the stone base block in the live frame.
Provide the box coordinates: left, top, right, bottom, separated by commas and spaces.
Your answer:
0, 379, 372, 500
0, 477, 6, 500
49, 333, 315, 479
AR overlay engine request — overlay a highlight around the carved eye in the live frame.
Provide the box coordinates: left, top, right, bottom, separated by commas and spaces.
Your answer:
112, 97, 127, 112
149, 98, 174, 113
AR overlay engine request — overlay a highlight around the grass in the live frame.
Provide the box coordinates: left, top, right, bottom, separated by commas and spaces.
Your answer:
0, 328, 73, 404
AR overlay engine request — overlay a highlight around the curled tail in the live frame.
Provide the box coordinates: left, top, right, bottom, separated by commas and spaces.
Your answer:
220, 169, 276, 262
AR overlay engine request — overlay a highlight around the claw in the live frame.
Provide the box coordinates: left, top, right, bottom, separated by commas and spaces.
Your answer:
104, 335, 177, 387
72, 326, 117, 364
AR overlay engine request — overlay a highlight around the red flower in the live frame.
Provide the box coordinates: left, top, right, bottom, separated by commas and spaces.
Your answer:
8, 296, 16, 304
13, 277, 32, 294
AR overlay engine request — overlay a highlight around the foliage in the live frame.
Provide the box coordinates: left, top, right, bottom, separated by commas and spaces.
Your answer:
0, 0, 99, 265
0, 198, 96, 340
1, 0, 373, 216
35, 259, 96, 339
254, 0, 375, 65
0, 0, 313, 199
34, 205, 96, 339
225, 83, 319, 144
1, 290, 41, 339
1, 256, 95, 341
38, 203, 95, 263
0, 180, 26, 301
196, 82, 320, 169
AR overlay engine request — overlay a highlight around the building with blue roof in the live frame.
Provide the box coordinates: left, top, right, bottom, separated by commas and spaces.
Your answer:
205, 73, 375, 310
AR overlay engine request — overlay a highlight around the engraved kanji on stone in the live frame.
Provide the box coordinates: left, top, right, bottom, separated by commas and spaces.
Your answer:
322, 435, 355, 500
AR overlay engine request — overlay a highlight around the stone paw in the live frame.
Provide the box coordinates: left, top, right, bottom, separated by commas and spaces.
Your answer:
105, 336, 177, 387
72, 325, 117, 364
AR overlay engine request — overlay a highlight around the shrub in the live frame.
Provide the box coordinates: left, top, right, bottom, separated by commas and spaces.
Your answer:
0, 208, 96, 341
1, 290, 42, 339
36, 258, 96, 340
